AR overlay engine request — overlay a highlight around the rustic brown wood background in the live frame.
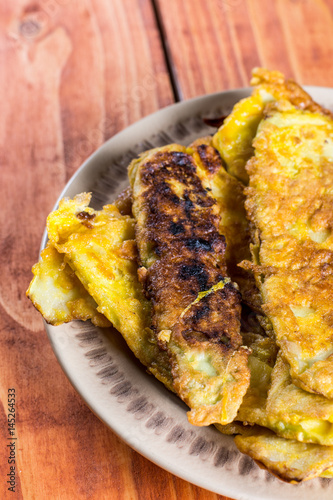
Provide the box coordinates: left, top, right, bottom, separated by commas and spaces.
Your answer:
1, 0, 333, 498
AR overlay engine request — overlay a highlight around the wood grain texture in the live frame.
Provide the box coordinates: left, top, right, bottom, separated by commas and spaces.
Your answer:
3, 0, 333, 499
0, 1, 217, 499
156, 0, 333, 98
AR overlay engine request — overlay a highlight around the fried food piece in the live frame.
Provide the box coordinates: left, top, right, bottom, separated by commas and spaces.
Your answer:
265, 354, 333, 445
245, 102, 333, 398
216, 420, 333, 482
27, 187, 134, 328
236, 335, 277, 431
27, 243, 110, 327
46, 192, 173, 390
216, 338, 333, 482
210, 328, 333, 446
188, 137, 262, 313
236, 347, 333, 446
212, 90, 267, 184
234, 428, 333, 483
129, 145, 250, 426
212, 67, 330, 184
250, 67, 329, 115
187, 138, 333, 445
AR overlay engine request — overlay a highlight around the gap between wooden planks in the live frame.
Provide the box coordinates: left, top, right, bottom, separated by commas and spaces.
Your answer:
0, 0, 229, 499
156, 0, 333, 98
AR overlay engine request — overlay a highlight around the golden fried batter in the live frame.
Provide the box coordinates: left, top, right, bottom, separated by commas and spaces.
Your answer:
212, 67, 331, 184
188, 136, 262, 313
235, 346, 333, 446
27, 243, 110, 327
130, 145, 250, 426
234, 428, 333, 483
45, 193, 173, 390
245, 102, 333, 398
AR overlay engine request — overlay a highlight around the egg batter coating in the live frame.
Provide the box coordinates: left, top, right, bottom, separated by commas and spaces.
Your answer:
245, 101, 333, 398
234, 428, 333, 483
27, 243, 110, 327
234, 345, 333, 446
188, 136, 262, 314
130, 145, 250, 426
212, 67, 331, 184
45, 192, 173, 390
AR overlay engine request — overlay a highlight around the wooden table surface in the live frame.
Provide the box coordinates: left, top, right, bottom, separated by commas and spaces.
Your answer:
2, 1, 333, 498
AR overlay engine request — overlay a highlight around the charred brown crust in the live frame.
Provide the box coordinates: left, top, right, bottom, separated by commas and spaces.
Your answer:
195, 143, 223, 175
190, 137, 264, 315
76, 211, 96, 228
136, 150, 242, 348
176, 282, 242, 351
76, 211, 95, 221
139, 151, 225, 263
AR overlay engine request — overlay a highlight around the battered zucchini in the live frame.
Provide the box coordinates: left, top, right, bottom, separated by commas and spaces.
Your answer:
245, 102, 333, 398
212, 67, 329, 184
188, 136, 262, 314
45, 192, 173, 390
234, 428, 333, 483
236, 346, 333, 446
27, 243, 110, 327
130, 144, 250, 426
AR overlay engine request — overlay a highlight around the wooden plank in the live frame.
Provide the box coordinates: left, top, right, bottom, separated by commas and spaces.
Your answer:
0, 1, 214, 499
156, 0, 333, 98
8, 0, 333, 497
275, 0, 333, 85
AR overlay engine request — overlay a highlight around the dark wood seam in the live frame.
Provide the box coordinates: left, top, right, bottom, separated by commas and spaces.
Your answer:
151, 0, 183, 102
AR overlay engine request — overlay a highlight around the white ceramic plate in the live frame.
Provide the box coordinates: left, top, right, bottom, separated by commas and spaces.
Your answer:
44, 87, 333, 500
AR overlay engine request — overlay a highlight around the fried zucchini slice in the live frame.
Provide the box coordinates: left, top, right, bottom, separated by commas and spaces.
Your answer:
188, 137, 262, 314
216, 344, 333, 482
237, 348, 333, 446
213, 329, 333, 446
265, 354, 333, 445
234, 428, 333, 483
130, 145, 250, 426
27, 243, 110, 327
212, 89, 268, 184
216, 421, 333, 482
212, 67, 328, 184
46, 192, 173, 390
188, 136, 333, 444
27, 187, 134, 328
245, 103, 333, 398
250, 67, 328, 115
